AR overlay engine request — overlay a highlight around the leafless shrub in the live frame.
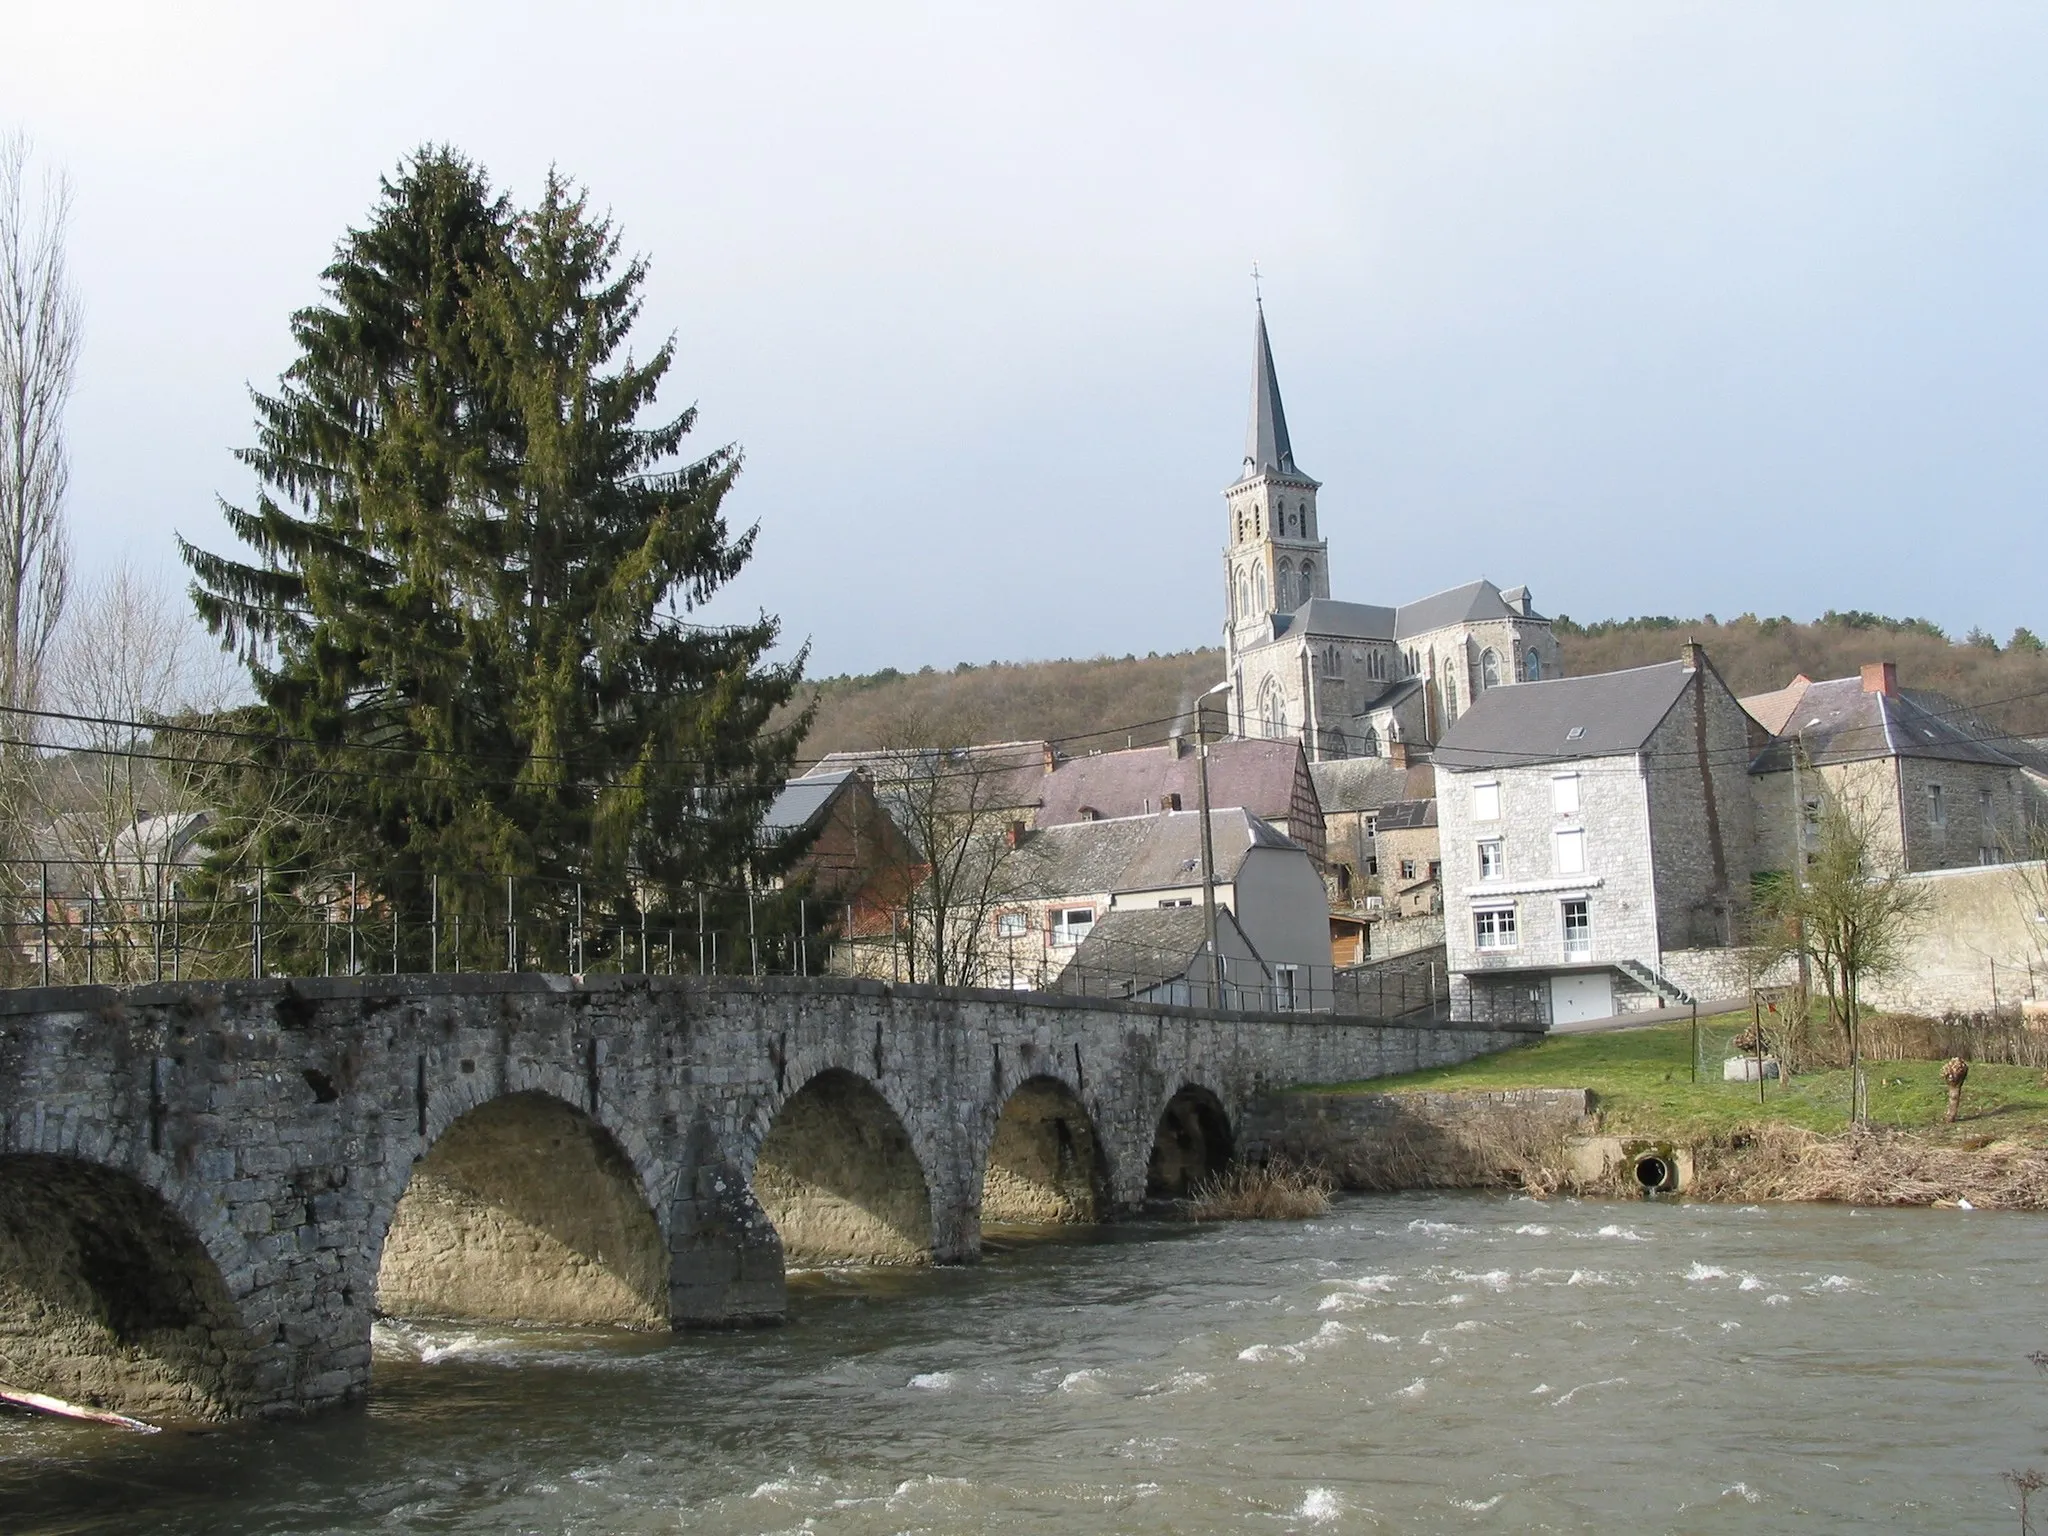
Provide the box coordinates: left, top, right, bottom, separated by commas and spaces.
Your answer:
1688, 1122, 2048, 1209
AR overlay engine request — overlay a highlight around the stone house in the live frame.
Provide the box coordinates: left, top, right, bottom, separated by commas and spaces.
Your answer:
1218, 302, 1561, 760
1036, 735, 1325, 867
1311, 747, 1432, 904
1373, 798, 1442, 918
982, 808, 1336, 1010
1746, 663, 2047, 876
1434, 646, 1762, 1026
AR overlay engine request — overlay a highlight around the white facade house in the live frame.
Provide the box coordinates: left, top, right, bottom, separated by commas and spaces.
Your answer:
1434, 648, 1761, 1026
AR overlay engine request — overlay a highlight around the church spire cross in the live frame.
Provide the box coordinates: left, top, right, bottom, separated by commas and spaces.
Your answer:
1244, 296, 1299, 479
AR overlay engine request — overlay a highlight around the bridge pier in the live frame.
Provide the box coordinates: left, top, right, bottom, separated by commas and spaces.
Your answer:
0, 973, 1537, 1417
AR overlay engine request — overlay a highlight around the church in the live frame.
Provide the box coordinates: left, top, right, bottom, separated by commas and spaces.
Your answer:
1222, 303, 1560, 759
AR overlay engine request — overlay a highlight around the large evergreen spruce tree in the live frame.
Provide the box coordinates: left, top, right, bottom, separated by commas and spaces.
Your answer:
181, 148, 806, 967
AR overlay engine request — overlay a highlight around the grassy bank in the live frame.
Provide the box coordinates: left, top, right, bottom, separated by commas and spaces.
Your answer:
1300, 1013, 2048, 1208
1339, 1013, 2048, 1144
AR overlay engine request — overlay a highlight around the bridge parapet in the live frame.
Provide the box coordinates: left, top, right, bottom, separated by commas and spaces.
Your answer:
0, 973, 1538, 1417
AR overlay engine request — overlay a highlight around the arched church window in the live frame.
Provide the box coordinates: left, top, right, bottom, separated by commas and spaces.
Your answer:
1443, 658, 1459, 723
1361, 725, 1379, 758
1300, 560, 1315, 599
1525, 648, 1542, 682
1299, 500, 1309, 530
1275, 559, 1294, 611
1254, 566, 1268, 613
1481, 649, 1501, 690
1257, 679, 1285, 740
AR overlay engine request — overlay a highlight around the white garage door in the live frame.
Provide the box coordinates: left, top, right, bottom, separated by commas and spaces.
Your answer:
1550, 972, 1614, 1026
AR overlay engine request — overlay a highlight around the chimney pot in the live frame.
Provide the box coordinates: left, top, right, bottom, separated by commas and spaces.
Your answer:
1861, 661, 1898, 697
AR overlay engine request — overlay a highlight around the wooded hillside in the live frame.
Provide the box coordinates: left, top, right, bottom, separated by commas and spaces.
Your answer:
790, 613, 2048, 761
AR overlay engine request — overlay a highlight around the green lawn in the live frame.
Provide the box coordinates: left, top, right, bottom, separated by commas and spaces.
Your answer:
1317, 1012, 2048, 1143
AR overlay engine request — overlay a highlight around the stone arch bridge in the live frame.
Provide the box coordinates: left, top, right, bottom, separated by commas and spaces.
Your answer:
0, 974, 1533, 1418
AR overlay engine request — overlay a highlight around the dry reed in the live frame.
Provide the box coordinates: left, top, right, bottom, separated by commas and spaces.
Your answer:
1688, 1122, 2048, 1210
1186, 1159, 1336, 1221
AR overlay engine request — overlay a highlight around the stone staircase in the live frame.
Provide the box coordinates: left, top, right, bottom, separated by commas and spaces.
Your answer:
1614, 958, 1696, 1008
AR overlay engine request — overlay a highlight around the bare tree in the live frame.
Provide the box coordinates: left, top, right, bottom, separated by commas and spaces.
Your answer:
849, 719, 1046, 988
39, 567, 237, 978
1756, 772, 1930, 1127
0, 132, 76, 784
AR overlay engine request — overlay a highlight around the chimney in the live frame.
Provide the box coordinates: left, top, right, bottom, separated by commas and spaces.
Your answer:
1169, 731, 1189, 759
1042, 742, 1057, 775
1861, 661, 1898, 697
1387, 740, 1407, 768
1680, 639, 1706, 672
1005, 819, 1026, 848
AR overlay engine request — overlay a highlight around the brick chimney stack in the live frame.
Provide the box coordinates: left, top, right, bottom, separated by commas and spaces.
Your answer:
1861, 661, 1899, 697
1042, 743, 1058, 775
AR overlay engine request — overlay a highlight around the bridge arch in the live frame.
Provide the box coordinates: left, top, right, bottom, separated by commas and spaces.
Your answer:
0, 1152, 255, 1420
748, 1067, 935, 1265
371, 1085, 670, 1329
1145, 1083, 1236, 1199
980, 1075, 1108, 1225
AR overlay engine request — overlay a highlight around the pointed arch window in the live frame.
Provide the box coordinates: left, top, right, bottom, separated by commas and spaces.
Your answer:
1443, 658, 1460, 723
1361, 725, 1379, 758
1299, 559, 1315, 600
1254, 565, 1268, 613
1524, 649, 1543, 682
1481, 648, 1501, 690
1275, 559, 1294, 611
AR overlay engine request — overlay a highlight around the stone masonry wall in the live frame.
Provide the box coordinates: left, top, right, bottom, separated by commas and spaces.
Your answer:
0, 972, 1541, 1417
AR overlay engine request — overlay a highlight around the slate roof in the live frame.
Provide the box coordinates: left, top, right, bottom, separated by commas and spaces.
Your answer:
1432, 660, 1695, 771
1018, 809, 1300, 898
1274, 598, 1397, 643
1054, 905, 1265, 998
1375, 798, 1438, 832
1749, 678, 2038, 772
805, 740, 1049, 812
1394, 578, 1544, 639
1310, 757, 1433, 813
1238, 303, 1309, 482
760, 771, 853, 837
1036, 738, 1310, 829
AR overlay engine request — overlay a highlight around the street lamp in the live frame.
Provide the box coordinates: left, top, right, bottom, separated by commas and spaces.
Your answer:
1194, 679, 1232, 1006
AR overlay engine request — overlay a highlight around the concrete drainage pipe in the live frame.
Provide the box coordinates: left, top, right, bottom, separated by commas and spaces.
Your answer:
1633, 1152, 1677, 1194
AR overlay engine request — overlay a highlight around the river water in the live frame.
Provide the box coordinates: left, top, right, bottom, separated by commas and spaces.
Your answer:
5, 1193, 2046, 1534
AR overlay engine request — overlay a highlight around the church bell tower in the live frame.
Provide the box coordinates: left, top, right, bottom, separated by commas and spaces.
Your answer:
1223, 301, 1327, 663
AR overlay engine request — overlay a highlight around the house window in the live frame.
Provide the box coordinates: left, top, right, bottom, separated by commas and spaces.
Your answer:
1364, 814, 1378, 839
1981, 786, 1996, 831
1049, 907, 1095, 947
1400, 858, 1417, 881
1562, 899, 1591, 956
1366, 855, 1379, 876
1158, 897, 1193, 908
1274, 965, 1300, 1012
995, 911, 1027, 938
1473, 782, 1501, 822
1524, 649, 1542, 682
1555, 829, 1587, 876
1928, 784, 1945, 828
1552, 774, 1579, 815
1474, 906, 1518, 950
1335, 865, 1353, 900
1478, 840, 1505, 880
1481, 649, 1501, 690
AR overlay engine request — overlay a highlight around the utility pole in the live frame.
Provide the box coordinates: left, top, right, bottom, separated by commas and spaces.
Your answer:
1195, 680, 1231, 1007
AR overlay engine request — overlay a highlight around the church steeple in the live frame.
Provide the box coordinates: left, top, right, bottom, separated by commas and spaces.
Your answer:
1244, 301, 1301, 479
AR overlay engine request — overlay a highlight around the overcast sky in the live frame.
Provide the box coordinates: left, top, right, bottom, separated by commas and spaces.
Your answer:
9, 3, 2047, 675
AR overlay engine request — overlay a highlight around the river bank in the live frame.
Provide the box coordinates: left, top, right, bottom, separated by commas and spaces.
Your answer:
1262, 1014, 2048, 1209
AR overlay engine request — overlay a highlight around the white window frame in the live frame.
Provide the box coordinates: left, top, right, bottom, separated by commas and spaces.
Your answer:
1472, 782, 1501, 822
1273, 964, 1300, 1012
1551, 773, 1579, 815
1928, 783, 1945, 828
995, 911, 1027, 938
1478, 839, 1505, 881
1049, 906, 1096, 947
1562, 898, 1591, 957
1473, 905, 1518, 951
1554, 828, 1587, 876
